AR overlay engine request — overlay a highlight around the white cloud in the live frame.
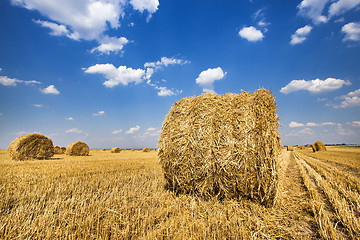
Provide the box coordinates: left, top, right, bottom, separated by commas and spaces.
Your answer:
93, 110, 105, 116
91, 36, 129, 54
0, 75, 41, 86
32, 104, 43, 108
196, 67, 226, 93
238, 26, 264, 42
84, 64, 145, 88
126, 125, 140, 134
155, 86, 175, 96
144, 57, 190, 69
12, 0, 124, 41
336, 125, 356, 135
299, 128, 314, 135
65, 117, 74, 120
130, 0, 159, 14
33, 19, 79, 40
65, 128, 82, 134
280, 78, 351, 94
297, 0, 329, 24
306, 121, 337, 127
112, 129, 122, 134
147, 127, 155, 131
334, 89, 360, 108
40, 85, 60, 94
329, 0, 360, 18
351, 121, 360, 127
290, 25, 313, 45
342, 22, 360, 41
289, 121, 304, 128
306, 122, 318, 127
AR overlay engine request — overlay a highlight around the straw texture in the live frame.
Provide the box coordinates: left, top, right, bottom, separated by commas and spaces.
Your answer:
54, 146, 66, 154
313, 141, 326, 152
8, 134, 54, 161
111, 147, 121, 153
287, 146, 294, 151
142, 147, 151, 152
158, 89, 281, 206
66, 141, 89, 156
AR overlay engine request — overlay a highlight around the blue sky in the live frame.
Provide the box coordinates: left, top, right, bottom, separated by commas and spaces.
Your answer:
0, 0, 359, 149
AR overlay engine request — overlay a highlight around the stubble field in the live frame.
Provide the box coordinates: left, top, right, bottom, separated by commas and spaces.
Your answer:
0, 146, 359, 239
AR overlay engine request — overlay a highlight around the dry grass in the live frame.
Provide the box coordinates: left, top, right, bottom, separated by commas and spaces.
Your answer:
0, 146, 359, 239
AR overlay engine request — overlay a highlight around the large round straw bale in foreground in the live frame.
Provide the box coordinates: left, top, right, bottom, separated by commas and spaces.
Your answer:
158, 89, 281, 206
287, 146, 294, 151
8, 134, 54, 161
312, 140, 326, 152
111, 147, 121, 153
66, 141, 89, 156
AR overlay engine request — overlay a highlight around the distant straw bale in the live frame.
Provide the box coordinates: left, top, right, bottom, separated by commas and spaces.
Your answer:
287, 146, 294, 151
111, 147, 121, 153
311, 144, 316, 152
298, 145, 305, 149
158, 89, 281, 206
8, 134, 54, 161
54, 146, 65, 154
102, 149, 107, 151
66, 141, 89, 156
142, 147, 151, 152
313, 141, 327, 152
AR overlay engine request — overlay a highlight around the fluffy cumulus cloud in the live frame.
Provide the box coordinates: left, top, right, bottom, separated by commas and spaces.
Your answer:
93, 110, 105, 116
280, 78, 351, 94
334, 89, 360, 108
0, 75, 40, 86
289, 121, 305, 128
342, 22, 360, 41
196, 67, 226, 93
91, 36, 129, 54
12, 0, 160, 54
238, 26, 264, 42
297, 0, 329, 24
65, 117, 74, 120
290, 25, 313, 45
130, 0, 159, 14
40, 85, 60, 94
84, 64, 146, 87
329, 0, 360, 17
126, 125, 140, 134
297, 0, 360, 23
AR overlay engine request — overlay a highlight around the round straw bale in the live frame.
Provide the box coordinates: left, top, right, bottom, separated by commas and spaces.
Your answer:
287, 146, 294, 151
142, 147, 151, 152
111, 147, 121, 153
66, 141, 89, 156
313, 140, 326, 152
311, 144, 316, 152
8, 133, 54, 161
298, 145, 305, 149
102, 149, 107, 151
158, 89, 281, 206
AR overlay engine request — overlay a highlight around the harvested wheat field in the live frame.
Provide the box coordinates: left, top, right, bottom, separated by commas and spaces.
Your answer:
0, 146, 358, 239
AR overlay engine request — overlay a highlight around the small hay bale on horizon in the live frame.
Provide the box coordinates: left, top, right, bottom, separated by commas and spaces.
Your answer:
8, 133, 54, 161
66, 141, 90, 156
158, 89, 281, 206
312, 140, 327, 152
287, 146, 294, 151
111, 147, 121, 153
142, 147, 151, 152
298, 145, 305, 149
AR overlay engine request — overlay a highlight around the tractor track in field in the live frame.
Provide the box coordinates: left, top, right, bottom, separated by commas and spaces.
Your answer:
293, 150, 360, 239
